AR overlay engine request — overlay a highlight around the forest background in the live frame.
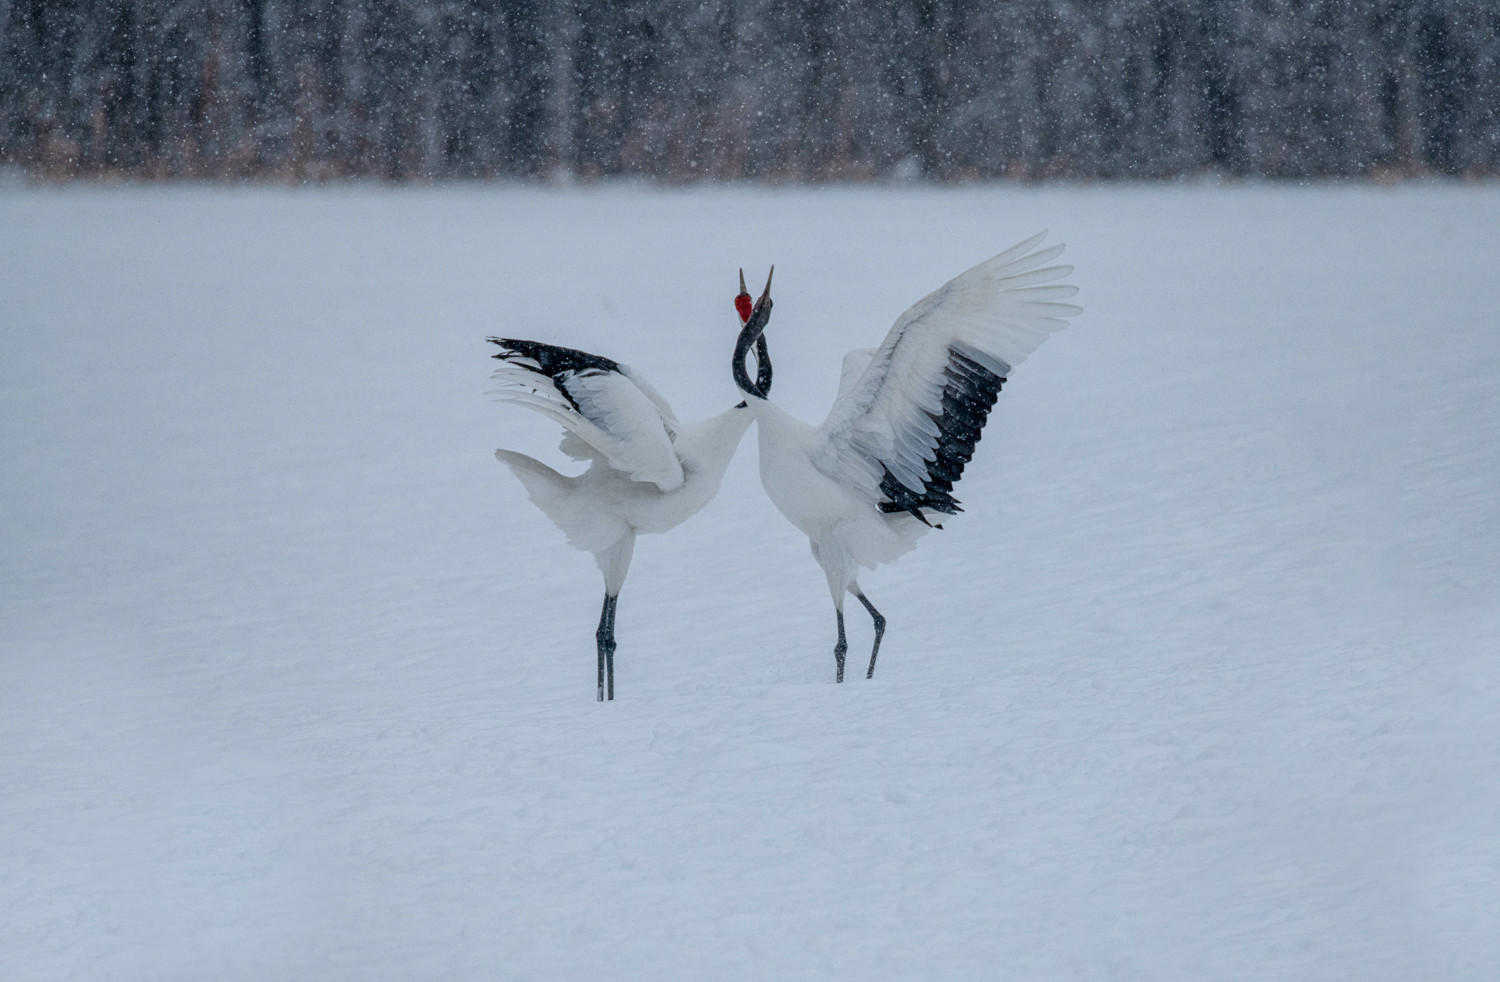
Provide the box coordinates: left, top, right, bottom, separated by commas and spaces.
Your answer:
3, 0, 1497, 183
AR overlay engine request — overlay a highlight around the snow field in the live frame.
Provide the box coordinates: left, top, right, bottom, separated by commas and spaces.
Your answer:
2, 183, 1498, 980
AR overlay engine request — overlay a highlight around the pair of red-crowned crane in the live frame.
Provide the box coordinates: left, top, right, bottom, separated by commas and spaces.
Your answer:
488, 233, 1080, 701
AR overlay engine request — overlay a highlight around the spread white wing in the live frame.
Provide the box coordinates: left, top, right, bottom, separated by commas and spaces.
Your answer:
813, 232, 1081, 521
488, 338, 684, 491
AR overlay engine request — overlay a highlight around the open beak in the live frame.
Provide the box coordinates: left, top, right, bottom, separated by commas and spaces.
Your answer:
747, 265, 774, 324
735, 268, 754, 324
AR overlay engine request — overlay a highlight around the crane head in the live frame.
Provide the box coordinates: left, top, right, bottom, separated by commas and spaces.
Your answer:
735, 268, 754, 324
735, 266, 773, 326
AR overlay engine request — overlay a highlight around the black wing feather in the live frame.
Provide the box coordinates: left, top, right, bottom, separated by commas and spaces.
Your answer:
488, 338, 622, 412
877, 343, 1008, 524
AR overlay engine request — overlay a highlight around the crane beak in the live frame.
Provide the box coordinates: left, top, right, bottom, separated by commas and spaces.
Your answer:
759, 265, 774, 305
747, 265, 774, 325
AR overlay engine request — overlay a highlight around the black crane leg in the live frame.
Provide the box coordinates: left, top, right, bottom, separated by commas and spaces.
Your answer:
855, 592, 886, 679
595, 593, 618, 702
833, 608, 847, 683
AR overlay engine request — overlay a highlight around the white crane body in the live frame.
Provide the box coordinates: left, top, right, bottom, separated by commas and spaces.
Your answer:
494, 409, 752, 582
750, 404, 926, 575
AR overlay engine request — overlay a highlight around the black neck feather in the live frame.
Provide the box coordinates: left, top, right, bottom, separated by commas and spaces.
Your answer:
733, 296, 773, 398
754, 335, 772, 397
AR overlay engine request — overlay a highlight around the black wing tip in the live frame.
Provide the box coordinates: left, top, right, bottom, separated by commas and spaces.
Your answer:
488, 336, 536, 360
877, 500, 951, 528
486, 338, 622, 375
877, 465, 963, 525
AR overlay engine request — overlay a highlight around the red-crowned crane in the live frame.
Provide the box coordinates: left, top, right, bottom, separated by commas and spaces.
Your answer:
731, 233, 1080, 682
488, 272, 773, 701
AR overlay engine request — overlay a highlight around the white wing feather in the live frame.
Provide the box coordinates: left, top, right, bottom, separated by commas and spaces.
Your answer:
558, 431, 603, 461
489, 359, 685, 492
834, 347, 878, 407
814, 231, 1081, 504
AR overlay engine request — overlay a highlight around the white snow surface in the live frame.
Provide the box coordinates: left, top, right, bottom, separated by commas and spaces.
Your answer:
3, 183, 1498, 980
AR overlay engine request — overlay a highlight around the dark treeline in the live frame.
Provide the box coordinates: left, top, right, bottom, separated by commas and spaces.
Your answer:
2, 0, 1498, 182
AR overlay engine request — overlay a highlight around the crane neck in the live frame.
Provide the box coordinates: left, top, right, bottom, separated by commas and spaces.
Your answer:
674, 405, 756, 482
733, 296, 773, 399
753, 334, 772, 398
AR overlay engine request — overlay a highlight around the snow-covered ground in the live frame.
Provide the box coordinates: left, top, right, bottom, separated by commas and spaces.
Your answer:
3, 182, 1497, 980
